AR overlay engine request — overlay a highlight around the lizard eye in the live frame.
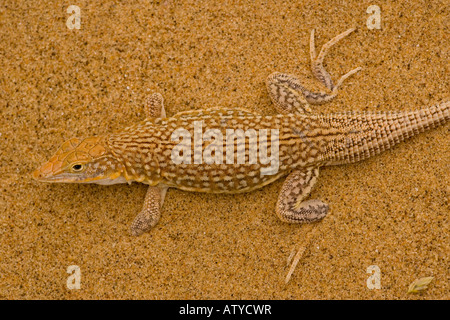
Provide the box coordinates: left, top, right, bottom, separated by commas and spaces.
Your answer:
71, 163, 85, 172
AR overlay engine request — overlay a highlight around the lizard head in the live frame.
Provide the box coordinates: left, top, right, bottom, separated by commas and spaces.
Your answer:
32, 136, 126, 185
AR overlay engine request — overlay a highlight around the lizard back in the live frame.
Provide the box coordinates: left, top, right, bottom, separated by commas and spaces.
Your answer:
107, 108, 324, 193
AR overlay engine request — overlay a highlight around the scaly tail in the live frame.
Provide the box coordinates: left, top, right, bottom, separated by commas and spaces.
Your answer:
322, 100, 449, 165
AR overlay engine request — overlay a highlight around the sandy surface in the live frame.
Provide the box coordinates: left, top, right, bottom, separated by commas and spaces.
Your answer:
0, 0, 448, 299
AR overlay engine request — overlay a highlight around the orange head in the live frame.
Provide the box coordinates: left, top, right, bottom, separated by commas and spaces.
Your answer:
32, 136, 126, 185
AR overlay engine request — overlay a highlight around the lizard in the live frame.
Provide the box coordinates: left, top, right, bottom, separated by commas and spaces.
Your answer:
33, 28, 449, 281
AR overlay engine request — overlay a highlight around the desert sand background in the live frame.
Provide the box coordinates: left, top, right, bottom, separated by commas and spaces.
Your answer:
0, 0, 448, 299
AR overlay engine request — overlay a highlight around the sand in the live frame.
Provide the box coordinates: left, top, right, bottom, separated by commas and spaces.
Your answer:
0, 0, 448, 299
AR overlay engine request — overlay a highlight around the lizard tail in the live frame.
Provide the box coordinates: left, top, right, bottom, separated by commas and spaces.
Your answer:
324, 100, 449, 165
384, 100, 449, 144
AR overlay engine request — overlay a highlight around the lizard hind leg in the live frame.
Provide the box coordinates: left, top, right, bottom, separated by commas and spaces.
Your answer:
266, 28, 360, 115
310, 28, 361, 92
276, 167, 329, 223
276, 167, 329, 283
266, 72, 314, 115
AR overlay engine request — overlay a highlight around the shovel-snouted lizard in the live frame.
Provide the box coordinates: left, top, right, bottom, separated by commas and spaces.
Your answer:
33, 29, 448, 280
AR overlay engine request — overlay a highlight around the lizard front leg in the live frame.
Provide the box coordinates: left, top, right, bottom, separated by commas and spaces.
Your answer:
145, 92, 166, 118
131, 185, 168, 236
266, 28, 361, 115
130, 93, 168, 236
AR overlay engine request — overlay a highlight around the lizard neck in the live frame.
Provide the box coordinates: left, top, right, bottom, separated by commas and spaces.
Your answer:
106, 129, 163, 186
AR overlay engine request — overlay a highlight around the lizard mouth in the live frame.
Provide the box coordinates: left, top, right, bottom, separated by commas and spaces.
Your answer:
32, 164, 77, 183
32, 159, 63, 182
32, 167, 127, 185
32, 169, 69, 182
32, 168, 52, 181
